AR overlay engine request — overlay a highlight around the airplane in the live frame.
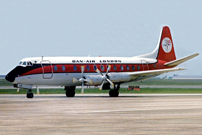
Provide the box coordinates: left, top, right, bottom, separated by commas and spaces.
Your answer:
5, 26, 199, 98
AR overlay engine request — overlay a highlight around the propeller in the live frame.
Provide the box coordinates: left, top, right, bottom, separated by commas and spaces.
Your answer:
96, 65, 114, 90
72, 66, 85, 94
79, 66, 85, 94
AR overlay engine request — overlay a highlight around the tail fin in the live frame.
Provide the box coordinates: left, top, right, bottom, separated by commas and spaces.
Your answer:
154, 26, 176, 62
137, 26, 199, 66
136, 26, 176, 62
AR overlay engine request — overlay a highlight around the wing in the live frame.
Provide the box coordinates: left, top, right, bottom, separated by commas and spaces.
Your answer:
128, 68, 185, 81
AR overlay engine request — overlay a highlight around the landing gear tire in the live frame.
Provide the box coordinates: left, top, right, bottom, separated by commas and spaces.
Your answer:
65, 86, 76, 97
109, 83, 120, 97
26, 90, 34, 98
66, 90, 75, 97
109, 90, 119, 97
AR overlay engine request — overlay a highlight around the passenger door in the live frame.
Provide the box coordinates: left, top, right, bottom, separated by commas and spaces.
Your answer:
41, 60, 53, 79
141, 60, 149, 70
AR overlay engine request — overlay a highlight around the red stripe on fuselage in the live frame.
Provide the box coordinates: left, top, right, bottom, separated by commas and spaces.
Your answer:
20, 60, 170, 77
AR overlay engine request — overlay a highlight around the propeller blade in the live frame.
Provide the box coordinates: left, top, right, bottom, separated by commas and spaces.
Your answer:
106, 65, 111, 75
99, 80, 105, 90
81, 82, 84, 94
81, 66, 85, 77
106, 78, 114, 86
96, 69, 103, 76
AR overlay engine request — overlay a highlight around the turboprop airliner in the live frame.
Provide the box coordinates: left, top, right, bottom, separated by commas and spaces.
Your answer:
5, 26, 199, 98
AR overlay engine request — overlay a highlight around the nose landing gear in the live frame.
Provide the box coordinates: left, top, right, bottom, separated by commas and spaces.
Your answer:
26, 89, 34, 98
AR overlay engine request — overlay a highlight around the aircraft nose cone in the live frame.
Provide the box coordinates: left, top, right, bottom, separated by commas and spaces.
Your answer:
5, 66, 21, 83
5, 73, 16, 82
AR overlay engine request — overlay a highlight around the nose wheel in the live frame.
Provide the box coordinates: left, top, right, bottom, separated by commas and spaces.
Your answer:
26, 89, 34, 98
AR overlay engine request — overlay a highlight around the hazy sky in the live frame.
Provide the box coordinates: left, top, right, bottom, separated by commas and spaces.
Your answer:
0, 0, 201, 75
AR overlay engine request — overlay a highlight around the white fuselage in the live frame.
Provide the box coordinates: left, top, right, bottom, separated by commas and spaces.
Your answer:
13, 56, 158, 87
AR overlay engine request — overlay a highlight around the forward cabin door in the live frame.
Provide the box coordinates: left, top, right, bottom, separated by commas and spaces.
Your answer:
141, 60, 149, 70
41, 60, 53, 79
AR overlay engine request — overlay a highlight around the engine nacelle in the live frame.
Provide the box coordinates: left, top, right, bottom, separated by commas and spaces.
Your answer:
85, 73, 132, 86
85, 75, 103, 85
14, 83, 33, 89
108, 73, 132, 83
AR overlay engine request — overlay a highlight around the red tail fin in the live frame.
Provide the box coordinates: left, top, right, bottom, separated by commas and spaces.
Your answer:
157, 26, 176, 62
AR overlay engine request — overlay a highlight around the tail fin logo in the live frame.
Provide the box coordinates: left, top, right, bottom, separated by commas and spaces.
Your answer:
162, 37, 172, 53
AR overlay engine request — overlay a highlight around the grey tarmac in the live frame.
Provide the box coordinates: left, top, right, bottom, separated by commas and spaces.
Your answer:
0, 94, 202, 135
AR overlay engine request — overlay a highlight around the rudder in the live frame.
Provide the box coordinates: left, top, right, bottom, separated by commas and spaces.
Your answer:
156, 26, 176, 62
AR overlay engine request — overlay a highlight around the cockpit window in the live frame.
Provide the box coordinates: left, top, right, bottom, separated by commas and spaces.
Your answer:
22, 61, 27, 66
20, 61, 33, 66
27, 62, 33, 66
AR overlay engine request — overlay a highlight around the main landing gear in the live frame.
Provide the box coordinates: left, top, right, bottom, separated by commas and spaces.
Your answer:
64, 85, 120, 97
109, 83, 120, 97
65, 86, 76, 97
26, 89, 34, 98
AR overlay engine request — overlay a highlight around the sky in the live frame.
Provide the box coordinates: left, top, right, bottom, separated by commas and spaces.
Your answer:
0, 0, 201, 75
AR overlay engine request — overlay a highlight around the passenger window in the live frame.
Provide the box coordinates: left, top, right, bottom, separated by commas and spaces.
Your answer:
106, 65, 110, 71
54, 65, 58, 71
101, 65, 104, 71
62, 65, 66, 71
121, 65, 124, 71
154, 64, 156, 68
87, 65, 90, 71
93, 65, 97, 71
127, 65, 130, 71
114, 65, 117, 71
132, 65, 135, 71
137, 65, 140, 71
74, 65, 77, 71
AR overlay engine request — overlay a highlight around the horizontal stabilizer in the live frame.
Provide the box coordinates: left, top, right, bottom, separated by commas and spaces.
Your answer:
164, 53, 199, 67
129, 68, 185, 77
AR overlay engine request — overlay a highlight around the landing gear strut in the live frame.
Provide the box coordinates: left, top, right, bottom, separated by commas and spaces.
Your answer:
26, 89, 34, 98
109, 83, 120, 97
65, 86, 76, 97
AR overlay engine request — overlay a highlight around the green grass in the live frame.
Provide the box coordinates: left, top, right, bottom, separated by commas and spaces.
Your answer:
0, 79, 13, 86
1, 78, 202, 94
126, 79, 202, 85
1, 88, 202, 94
1, 78, 202, 87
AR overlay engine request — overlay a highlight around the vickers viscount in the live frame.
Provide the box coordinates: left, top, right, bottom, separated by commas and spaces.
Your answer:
6, 26, 199, 98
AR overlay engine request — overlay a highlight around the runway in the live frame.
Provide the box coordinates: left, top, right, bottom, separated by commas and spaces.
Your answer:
1, 94, 202, 134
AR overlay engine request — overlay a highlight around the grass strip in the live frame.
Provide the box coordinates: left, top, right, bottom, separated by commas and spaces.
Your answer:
126, 79, 202, 86
1, 79, 202, 87
1, 88, 202, 94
